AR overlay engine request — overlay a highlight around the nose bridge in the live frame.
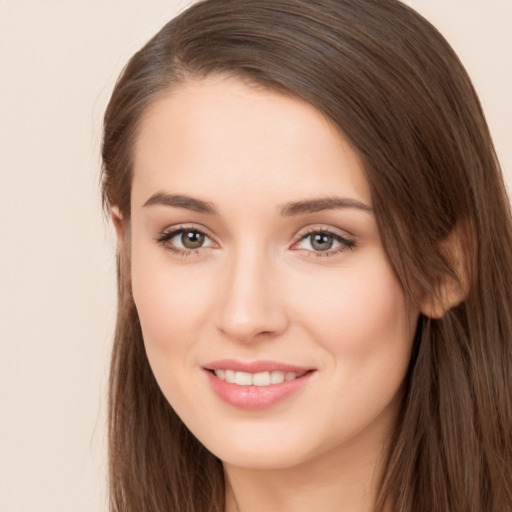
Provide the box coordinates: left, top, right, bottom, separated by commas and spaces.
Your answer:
216, 242, 286, 341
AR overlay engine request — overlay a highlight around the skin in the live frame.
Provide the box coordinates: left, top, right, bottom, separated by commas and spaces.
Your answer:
119, 75, 420, 512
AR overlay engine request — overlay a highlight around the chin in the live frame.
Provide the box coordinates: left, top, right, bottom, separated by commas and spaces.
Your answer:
192, 421, 326, 470
214, 445, 310, 470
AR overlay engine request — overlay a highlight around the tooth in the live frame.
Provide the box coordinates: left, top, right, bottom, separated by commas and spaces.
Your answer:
270, 371, 285, 384
225, 369, 236, 384
252, 371, 271, 386
218, 368, 300, 386
235, 371, 253, 385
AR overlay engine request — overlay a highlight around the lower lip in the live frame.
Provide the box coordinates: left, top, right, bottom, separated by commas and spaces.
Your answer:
205, 370, 314, 410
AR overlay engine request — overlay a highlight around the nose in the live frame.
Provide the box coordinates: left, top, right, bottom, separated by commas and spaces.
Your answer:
215, 247, 289, 343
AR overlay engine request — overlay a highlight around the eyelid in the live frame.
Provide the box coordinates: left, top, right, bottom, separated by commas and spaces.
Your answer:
293, 224, 355, 243
157, 223, 213, 239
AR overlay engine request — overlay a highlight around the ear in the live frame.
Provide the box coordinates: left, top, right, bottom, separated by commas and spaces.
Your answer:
420, 281, 465, 319
420, 225, 470, 319
110, 206, 124, 244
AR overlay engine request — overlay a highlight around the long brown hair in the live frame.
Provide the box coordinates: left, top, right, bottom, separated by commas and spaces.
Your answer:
101, 1, 512, 510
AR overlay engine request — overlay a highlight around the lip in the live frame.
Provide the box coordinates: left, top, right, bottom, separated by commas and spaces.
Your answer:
204, 359, 312, 373
203, 359, 316, 410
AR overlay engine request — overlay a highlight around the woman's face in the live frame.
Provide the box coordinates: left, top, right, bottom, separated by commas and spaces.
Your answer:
128, 76, 418, 470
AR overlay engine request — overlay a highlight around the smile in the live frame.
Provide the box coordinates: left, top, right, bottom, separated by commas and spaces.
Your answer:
213, 369, 308, 386
204, 361, 315, 410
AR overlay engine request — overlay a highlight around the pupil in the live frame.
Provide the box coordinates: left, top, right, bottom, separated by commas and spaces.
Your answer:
311, 233, 333, 251
182, 230, 205, 249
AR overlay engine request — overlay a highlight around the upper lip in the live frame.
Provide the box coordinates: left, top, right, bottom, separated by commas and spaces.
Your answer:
203, 359, 314, 373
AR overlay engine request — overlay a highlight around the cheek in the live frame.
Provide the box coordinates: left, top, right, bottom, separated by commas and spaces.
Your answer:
130, 241, 214, 364
298, 262, 410, 344
292, 253, 415, 390
289, 256, 415, 439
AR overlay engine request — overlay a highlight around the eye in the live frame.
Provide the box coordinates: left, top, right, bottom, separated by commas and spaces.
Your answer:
157, 227, 216, 254
292, 229, 355, 255
176, 229, 208, 249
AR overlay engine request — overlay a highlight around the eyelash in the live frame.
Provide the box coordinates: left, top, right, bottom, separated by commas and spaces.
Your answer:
156, 225, 214, 257
292, 227, 356, 257
156, 225, 356, 258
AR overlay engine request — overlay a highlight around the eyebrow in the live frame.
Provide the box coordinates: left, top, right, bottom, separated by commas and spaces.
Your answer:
143, 192, 219, 215
280, 197, 373, 216
142, 192, 372, 216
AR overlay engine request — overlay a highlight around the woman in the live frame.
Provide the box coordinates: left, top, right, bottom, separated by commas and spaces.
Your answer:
101, 0, 512, 510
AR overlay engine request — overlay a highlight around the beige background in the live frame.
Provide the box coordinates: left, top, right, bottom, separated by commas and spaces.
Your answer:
0, 1, 510, 511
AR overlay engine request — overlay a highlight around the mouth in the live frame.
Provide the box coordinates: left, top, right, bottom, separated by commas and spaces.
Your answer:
203, 360, 316, 410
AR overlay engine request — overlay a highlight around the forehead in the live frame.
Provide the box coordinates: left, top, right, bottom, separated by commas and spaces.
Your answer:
131, 75, 371, 209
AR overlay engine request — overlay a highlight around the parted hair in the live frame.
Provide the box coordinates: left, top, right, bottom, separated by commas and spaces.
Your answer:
101, 1, 512, 510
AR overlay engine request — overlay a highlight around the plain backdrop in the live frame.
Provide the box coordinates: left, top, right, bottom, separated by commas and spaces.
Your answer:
0, 1, 511, 511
